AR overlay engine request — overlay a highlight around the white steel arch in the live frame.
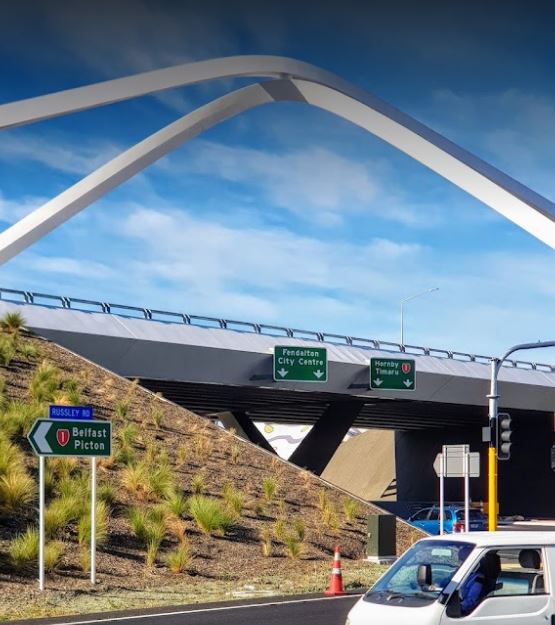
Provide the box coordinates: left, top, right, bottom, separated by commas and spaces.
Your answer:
1, 55, 555, 264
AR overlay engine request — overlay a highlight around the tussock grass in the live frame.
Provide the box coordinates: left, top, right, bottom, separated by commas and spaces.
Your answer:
260, 527, 273, 557
97, 481, 116, 505
164, 490, 187, 518
0, 311, 25, 335
150, 405, 163, 429
262, 476, 277, 503
121, 462, 151, 500
0, 436, 25, 477
19, 342, 40, 361
0, 470, 36, 511
148, 462, 173, 499
29, 361, 61, 403
1, 400, 44, 438
45, 496, 83, 538
176, 444, 188, 467
284, 533, 303, 559
294, 517, 306, 542
9, 527, 39, 570
119, 423, 139, 447
222, 481, 243, 518
273, 518, 285, 542
0, 336, 16, 366
78, 500, 109, 547
163, 542, 191, 574
342, 497, 359, 523
317, 488, 329, 512
230, 443, 240, 464
188, 495, 235, 536
191, 472, 205, 495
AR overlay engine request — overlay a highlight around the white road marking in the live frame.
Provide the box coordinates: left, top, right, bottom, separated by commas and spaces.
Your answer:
45, 594, 361, 625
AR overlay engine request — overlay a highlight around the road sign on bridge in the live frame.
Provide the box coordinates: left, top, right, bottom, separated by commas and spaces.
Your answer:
273, 346, 328, 382
370, 358, 416, 390
27, 419, 112, 457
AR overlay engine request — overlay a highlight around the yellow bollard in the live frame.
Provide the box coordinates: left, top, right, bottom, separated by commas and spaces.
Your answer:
488, 446, 497, 531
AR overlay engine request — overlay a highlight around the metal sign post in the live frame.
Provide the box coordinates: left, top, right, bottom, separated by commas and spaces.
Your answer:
38, 455, 45, 592
439, 447, 445, 535
463, 445, 470, 532
91, 457, 96, 585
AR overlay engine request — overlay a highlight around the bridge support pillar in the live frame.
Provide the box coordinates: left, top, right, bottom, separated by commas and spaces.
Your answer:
219, 411, 276, 454
288, 401, 362, 475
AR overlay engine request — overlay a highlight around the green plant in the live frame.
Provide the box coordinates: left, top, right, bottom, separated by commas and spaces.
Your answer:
317, 488, 329, 512
49, 456, 78, 480
191, 472, 205, 495
19, 342, 40, 361
342, 497, 359, 523
116, 443, 136, 466
260, 527, 272, 557
150, 405, 163, 429
164, 490, 187, 518
273, 518, 285, 542
262, 476, 277, 503
0, 311, 25, 335
145, 518, 166, 567
148, 462, 173, 499
9, 527, 38, 570
230, 444, 240, 464
176, 444, 188, 467
166, 516, 187, 544
119, 422, 139, 447
58, 471, 89, 500
45, 496, 82, 538
0, 336, 16, 367
44, 540, 65, 572
294, 517, 306, 542
78, 500, 109, 547
276, 498, 286, 517
29, 361, 61, 403
164, 542, 191, 574
1, 400, 43, 438
188, 495, 235, 536
323, 506, 339, 533
0, 470, 36, 511
0, 437, 25, 477
128, 507, 149, 541
252, 499, 266, 517
193, 431, 213, 460
115, 399, 130, 420
222, 482, 243, 518
97, 481, 116, 505
121, 462, 151, 500
284, 533, 303, 559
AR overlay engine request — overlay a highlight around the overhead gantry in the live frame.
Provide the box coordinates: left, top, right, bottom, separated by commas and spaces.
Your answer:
0, 55, 555, 263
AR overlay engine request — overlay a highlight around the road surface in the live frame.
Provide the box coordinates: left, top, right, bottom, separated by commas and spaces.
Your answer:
11, 594, 361, 625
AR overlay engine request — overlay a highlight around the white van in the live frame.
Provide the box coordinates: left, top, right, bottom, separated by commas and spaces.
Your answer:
346, 531, 555, 625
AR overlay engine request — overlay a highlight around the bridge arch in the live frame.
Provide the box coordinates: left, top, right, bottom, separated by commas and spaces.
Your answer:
0, 55, 554, 263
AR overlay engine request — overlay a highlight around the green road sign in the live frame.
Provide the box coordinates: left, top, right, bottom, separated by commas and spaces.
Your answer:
370, 357, 416, 391
273, 346, 328, 382
27, 419, 112, 457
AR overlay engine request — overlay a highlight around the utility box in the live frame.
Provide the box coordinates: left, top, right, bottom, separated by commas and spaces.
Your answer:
367, 514, 396, 563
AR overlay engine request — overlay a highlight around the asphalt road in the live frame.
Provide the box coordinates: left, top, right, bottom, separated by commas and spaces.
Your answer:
12, 594, 361, 625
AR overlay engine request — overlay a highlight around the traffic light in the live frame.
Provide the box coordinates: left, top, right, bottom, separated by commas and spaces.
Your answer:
496, 412, 512, 461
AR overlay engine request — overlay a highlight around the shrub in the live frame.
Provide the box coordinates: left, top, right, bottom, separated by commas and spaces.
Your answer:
317, 488, 329, 512
0, 470, 36, 511
191, 472, 205, 495
29, 361, 61, 403
115, 400, 129, 420
145, 518, 166, 568
45, 496, 82, 538
342, 497, 359, 523
97, 481, 116, 505
150, 405, 163, 429
323, 506, 339, 533
166, 516, 187, 544
0, 336, 16, 367
121, 462, 151, 500
222, 482, 243, 518
19, 342, 40, 361
119, 423, 139, 447
9, 527, 39, 570
294, 517, 306, 542
188, 495, 235, 536
78, 500, 109, 548
116, 443, 136, 466
176, 444, 188, 467
58, 471, 89, 500
0, 437, 25, 477
0, 311, 25, 335
128, 507, 149, 541
230, 444, 240, 464
164, 542, 191, 574
49, 457, 78, 480
273, 518, 285, 542
284, 534, 303, 559
2, 400, 42, 438
164, 490, 187, 518
260, 527, 272, 557
44, 540, 65, 572
262, 477, 277, 503
149, 462, 173, 499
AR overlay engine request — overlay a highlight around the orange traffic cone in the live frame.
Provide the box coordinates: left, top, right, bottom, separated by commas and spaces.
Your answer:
325, 545, 346, 596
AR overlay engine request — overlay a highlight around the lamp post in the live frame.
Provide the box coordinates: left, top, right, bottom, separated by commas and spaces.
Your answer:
487, 339, 555, 531
400, 287, 439, 345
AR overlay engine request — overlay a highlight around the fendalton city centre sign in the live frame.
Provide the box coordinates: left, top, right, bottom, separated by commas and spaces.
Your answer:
273, 346, 328, 382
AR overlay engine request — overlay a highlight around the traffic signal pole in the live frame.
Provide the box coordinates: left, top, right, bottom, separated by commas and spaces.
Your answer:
487, 340, 555, 532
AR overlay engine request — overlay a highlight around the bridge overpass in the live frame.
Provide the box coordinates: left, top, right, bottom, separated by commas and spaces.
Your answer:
1, 288, 554, 516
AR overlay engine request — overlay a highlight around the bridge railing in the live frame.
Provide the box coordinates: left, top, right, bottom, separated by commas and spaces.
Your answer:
1, 286, 554, 372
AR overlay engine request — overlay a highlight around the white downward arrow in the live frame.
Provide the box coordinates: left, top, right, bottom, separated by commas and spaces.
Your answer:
313, 370, 324, 379
373, 378, 383, 386
277, 368, 288, 378
35, 421, 52, 453
403, 379, 413, 387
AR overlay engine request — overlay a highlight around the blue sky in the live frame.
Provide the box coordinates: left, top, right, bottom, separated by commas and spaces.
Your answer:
1, 0, 555, 358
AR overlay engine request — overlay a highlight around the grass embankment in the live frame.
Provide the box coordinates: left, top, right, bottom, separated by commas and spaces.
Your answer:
0, 312, 424, 621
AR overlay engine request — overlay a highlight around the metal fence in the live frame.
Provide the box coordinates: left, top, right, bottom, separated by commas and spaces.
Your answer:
1, 286, 554, 372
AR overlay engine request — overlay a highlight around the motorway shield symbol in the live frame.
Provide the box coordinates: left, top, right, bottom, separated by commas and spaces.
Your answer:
401, 362, 411, 374
56, 429, 70, 446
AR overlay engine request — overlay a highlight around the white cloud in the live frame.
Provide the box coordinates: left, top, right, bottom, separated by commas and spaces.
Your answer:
0, 133, 122, 176
0, 191, 47, 224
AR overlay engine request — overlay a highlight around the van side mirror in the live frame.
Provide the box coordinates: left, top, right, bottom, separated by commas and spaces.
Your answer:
417, 564, 432, 587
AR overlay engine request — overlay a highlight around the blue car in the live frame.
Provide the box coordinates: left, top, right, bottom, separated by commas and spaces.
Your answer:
408, 505, 487, 534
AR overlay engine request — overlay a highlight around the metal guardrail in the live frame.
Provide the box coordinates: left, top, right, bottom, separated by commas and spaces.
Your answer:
1, 286, 554, 372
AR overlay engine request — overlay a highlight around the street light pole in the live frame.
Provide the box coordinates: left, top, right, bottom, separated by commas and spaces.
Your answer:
400, 287, 439, 345
487, 339, 555, 531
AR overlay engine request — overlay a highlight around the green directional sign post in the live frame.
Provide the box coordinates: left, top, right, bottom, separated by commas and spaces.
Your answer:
370, 357, 416, 391
28, 414, 112, 591
28, 419, 112, 457
273, 346, 328, 382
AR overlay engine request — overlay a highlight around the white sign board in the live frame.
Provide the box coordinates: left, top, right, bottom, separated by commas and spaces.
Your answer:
433, 448, 480, 478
